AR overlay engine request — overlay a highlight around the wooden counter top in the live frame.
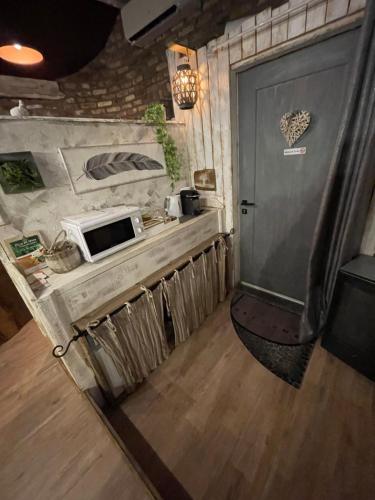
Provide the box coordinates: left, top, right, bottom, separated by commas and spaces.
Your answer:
36, 209, 221, 301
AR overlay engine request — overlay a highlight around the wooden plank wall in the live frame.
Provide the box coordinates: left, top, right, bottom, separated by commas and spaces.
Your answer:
166, 0, 366, 232
166, 47, 225, 211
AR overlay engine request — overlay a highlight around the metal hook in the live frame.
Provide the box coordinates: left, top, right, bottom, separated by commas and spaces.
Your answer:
52, 331, 87, 358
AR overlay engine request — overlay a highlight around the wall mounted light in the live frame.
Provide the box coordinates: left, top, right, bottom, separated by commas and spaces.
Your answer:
172, 61, 199, 110
0, 44, 44, 65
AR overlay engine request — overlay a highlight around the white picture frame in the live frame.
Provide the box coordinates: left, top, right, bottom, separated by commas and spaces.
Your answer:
59, 141, 167, 194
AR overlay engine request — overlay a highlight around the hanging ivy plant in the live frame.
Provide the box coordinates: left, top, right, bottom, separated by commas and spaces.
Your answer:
143, 103, 181, 190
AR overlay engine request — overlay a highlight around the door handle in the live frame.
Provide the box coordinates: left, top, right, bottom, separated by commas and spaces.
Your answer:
241, 200, 256, 206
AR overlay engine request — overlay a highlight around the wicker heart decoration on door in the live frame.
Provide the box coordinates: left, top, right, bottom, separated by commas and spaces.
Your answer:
280, 110, 311, 147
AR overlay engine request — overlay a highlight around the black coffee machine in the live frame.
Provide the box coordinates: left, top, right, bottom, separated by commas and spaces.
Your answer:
180, 188, 201, 216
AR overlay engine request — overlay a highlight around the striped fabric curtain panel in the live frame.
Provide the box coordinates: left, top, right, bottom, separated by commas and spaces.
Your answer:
87, 283, 169, 393
217, 236, 227, 302
163, 237, 227, 346
162, 271, 191, 345
191, 252, 208, 324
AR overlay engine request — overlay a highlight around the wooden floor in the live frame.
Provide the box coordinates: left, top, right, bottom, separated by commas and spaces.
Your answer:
0, 262, 31, 344
0, 321, 152, 500
120, 298, 375, 500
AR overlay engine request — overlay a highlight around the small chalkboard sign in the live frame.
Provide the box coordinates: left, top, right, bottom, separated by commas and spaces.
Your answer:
4, 233, 47, 275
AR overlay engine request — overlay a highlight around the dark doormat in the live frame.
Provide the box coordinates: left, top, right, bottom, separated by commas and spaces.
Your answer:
231, 292, 315, 388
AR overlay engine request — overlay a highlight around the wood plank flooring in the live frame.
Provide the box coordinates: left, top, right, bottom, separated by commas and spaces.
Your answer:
0, 262, 31, 343
118, 298, 375, 500
0, 321, 152, 500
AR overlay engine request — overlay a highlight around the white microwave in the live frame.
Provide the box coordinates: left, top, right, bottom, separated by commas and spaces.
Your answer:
61, 206, 145, 263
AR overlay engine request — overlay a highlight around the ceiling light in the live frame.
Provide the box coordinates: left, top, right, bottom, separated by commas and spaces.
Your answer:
0, 44, 44, 65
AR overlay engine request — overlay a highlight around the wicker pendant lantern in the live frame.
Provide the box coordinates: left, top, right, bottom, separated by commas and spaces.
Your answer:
172, 63, 199, 110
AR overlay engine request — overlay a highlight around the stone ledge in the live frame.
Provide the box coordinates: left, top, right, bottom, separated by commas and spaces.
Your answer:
0, 75, 65, 100
0, 115, 185, 125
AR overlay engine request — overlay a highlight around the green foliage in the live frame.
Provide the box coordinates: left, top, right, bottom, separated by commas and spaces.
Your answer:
0, 157, 45, 194
143, 103, 181, 190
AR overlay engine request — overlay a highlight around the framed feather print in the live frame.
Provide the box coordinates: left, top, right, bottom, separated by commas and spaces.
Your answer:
59, 142, 167, 194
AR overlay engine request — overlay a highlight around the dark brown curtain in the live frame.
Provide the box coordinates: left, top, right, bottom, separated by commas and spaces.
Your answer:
301, 2, 375, 341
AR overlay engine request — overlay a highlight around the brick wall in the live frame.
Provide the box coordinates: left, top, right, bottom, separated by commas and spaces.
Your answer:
0, 0, 283, 119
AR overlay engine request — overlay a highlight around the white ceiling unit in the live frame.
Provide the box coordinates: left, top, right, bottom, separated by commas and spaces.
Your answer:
121, 0, 200, 47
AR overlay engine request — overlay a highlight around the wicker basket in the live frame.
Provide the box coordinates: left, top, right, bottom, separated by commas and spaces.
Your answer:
44, 230, 82, 274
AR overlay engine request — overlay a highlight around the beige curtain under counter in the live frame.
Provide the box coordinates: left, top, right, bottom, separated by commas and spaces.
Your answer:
205, 246, 219, 315
162, 271, 191, 346
88, 317, 137, 390
217, 236, 227, 303
87, 283, 169, 393
84, 235, 228, 396
162, 238, 227, 348
180, 261, 201, 332
193, 253, 209, 324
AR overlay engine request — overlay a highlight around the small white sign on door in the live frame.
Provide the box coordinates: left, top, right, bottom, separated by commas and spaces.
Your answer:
284, 147, 306, 156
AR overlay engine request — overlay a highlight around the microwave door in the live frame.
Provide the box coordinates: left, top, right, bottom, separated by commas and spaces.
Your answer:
83, 217, 135, 258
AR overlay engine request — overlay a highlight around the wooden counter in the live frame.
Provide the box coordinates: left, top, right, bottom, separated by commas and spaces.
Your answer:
37, 210, 220, 307
0, 209, 222, 391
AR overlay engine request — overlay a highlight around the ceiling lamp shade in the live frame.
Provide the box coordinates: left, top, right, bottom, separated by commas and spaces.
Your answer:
172, 63, 199, 110
0, 44, 44, 65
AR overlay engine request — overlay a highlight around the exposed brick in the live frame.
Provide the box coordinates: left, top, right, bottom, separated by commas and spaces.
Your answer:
137, 104, 147, 113
97, 100, 113, 108
156, 61, 167, 72
117, 89, 131, 98
109, 85, 120, 92
126, 70, 137, 79
106, 106, 121, 112
107, 60, 122, 69
172, 21, 184, 33
92, 89, 107, 96
63, 82, 77, 90
80, 102, 97, 110
76, 90, 92, 97
0, 1, 286, 119
121, 81, 134, 90
178, 25, 194, 38
147, 56, 158, 67
117, 66, 129, 75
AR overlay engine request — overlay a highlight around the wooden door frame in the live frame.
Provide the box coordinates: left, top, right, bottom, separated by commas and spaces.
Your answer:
229, 19, 362, 292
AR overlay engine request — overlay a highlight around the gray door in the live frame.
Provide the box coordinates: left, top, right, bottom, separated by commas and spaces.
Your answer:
238, 29, 359, 302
